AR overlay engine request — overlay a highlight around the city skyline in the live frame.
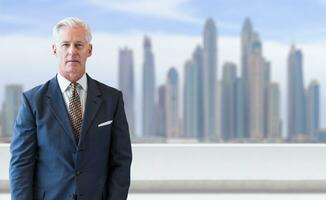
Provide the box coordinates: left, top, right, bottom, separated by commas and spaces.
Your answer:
0, 8, 326, 139
1, 17, 324, 142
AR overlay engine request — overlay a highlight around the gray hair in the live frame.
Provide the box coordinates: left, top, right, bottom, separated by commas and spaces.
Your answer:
53, 17, 92, 43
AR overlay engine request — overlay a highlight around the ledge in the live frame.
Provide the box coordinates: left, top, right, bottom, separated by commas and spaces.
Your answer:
2, 180, 326, 193
130, 180, 326, 193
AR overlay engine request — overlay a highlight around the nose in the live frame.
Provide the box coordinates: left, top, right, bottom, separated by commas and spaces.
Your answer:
67, 44, 78, 55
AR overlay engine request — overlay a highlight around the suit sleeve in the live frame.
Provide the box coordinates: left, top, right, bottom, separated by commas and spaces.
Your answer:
107, 91, 132, 200
9, 93, 37, 200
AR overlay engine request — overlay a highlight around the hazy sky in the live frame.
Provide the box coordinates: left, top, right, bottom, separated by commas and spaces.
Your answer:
0, 0, 325, 134
2, 0, 326, 40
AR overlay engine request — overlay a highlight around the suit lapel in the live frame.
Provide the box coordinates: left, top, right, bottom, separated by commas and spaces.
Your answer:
79, 75, 102, 144
46, 76, 77, 146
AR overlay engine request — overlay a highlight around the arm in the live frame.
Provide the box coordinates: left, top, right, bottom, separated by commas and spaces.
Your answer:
9, 93, 37, 200
107, 91, 132, 200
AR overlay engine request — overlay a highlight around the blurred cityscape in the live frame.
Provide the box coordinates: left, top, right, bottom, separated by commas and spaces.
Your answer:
0, 18, 325, 143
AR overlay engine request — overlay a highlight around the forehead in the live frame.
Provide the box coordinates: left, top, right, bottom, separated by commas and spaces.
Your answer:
57, 27, 87, 42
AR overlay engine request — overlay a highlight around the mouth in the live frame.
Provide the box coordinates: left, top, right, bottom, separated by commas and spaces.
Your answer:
66, 60, 80, 64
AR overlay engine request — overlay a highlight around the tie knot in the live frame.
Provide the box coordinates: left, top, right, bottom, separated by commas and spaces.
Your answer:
70, 82, 78, 90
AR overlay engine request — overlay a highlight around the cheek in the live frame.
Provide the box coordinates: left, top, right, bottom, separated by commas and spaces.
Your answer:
82, 52, 91, 60
55, 51, 65, 60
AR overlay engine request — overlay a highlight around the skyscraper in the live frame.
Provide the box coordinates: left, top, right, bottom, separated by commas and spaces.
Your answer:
306, 80, 320, 139
203, 18, 217, 141
183, 45, 206, 141
118, 47, 135, 135
287, 45, 306, 140
248, 33, 265, 140
184, 60, 199, 138
235, 78, 245, 139
241, 18, 254, 138
157, 85, 166, 138
267, 83, 282, 140
216, 80, 223, 141
221, 62, 237, 141
192, 45, 205, 140
2, 84, 23, 141
166, 67, 180, 138
263, 61, 271, 138
142, 36, 156, 137
241, 18, 269, 141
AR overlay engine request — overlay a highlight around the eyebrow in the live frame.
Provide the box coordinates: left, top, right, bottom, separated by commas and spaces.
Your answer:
60, 41, 85, 44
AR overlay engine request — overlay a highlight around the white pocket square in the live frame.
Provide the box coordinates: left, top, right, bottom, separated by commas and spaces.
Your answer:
98, 120, 113, 127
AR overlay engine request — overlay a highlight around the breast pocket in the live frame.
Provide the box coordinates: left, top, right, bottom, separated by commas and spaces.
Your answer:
97, 120, 113, 128
94, 119, 113, 148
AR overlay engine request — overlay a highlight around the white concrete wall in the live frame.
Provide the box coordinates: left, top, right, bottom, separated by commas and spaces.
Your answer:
2, 143, 326, 192
2, 143, 326, 180
131, 144, 326, 180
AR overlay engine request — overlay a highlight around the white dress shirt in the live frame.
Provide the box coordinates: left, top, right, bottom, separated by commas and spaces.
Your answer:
57, 73, 88, 117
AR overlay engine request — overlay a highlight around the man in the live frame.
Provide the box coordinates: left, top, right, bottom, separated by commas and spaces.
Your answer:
9, 17, 132, 200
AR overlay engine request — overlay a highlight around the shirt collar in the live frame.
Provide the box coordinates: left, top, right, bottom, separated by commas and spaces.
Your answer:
57, 73, 88, 93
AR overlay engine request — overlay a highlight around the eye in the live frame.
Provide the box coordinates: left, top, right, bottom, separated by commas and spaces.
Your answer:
75, 44, 84, 49
61, 43, 69, 47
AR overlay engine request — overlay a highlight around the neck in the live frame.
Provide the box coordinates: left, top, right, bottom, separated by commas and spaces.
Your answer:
59, 71, 85, 82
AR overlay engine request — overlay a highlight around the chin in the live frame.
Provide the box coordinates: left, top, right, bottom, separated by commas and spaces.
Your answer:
66, 63, 80, 68
69, 73, 84, 82
62, 71, 83, 82
66, 65, 83, 73
60, 66, 85, 81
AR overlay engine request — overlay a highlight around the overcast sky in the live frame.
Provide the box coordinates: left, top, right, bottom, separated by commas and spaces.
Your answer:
0, 0, 325, 134
2, 0, 326, 40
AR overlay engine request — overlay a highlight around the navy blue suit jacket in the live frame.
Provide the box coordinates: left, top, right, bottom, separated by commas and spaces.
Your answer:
9, 74, 132, 200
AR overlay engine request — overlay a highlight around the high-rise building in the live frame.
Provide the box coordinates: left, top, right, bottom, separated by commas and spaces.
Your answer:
235, 78, 245, 139
248, 33, 265, 140
241, 18, 254, 138
216, 80, 223, 141
266, 83, 282, 140
2, 84, 23, 141
192, 45, 205, 140
263, 61, 271, 138
142, 36, 156, 137
203, 18, 218, 141
165, 67, 180, 138
157, 85, 166, 138
184, 60, 199, 139
183, 45, 206, 141
287, 45, 306, 140
306, 80, 320, 139
118, 47, 135, 136
221, 62, 237, 141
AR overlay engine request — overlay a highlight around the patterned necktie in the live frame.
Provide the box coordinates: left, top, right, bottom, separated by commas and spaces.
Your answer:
68, 82, 82, 142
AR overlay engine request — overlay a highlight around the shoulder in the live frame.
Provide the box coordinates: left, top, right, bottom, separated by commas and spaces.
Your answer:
23, 79, 52, 100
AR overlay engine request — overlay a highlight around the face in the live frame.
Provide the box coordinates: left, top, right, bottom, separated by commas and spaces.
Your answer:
52, 27, 92, 82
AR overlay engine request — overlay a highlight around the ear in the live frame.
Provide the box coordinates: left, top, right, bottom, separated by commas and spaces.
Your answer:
52, 44, 57, 55
87, 44, 93, 57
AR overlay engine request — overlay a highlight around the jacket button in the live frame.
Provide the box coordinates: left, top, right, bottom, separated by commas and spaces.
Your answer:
75, 170, 81, 176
